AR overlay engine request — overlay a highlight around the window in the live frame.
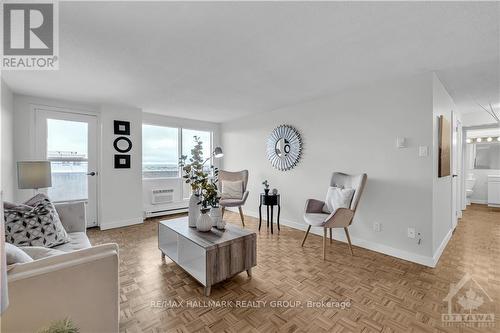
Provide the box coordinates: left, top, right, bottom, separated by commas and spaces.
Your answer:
182, 129, 212, 173
142, 125, 213, 179
46, 119, 89, 201
142, 124, 179, 178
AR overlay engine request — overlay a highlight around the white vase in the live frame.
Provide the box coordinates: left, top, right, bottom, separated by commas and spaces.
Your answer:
210, 206, 222, 227
188, 194, 200, 228
197, 210, 213, 232
216, 217, 226, 230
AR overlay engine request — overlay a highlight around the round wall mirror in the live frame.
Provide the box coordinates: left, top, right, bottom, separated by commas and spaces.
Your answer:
113, 136, 132, 153
266, 125, 302, 171
275, 138, 291, 157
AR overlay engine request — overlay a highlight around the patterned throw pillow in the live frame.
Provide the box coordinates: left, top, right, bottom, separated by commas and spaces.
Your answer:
4, 196, 70, 248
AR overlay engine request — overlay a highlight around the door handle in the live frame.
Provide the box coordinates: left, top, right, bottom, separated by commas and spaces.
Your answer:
87, 172, 97, 176
452, 174, 458, 178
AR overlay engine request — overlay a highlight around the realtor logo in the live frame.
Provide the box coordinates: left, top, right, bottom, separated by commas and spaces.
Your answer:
442, 273, 495, 328
1, 1, 59, 69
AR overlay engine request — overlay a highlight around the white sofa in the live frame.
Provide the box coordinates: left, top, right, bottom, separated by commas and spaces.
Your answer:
2, 201, 119, 333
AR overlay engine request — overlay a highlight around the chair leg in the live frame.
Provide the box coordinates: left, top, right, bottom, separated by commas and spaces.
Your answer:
301, 225, 311, 247
238, 206, 245, 227
323, 228, 327, 260
329, 228, 332, 244
221, 206, 225, 218
344, 227, 353, 256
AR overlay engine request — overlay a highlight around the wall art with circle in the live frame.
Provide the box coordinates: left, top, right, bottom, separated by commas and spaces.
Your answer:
266, 125, 302, 171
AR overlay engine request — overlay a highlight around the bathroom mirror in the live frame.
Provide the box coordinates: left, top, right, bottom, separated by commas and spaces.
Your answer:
473, 143, 500, 169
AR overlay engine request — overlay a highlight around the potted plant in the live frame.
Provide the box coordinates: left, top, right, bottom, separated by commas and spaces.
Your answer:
206, 171, 224, 229
262, 180, 270, 195
179, 136, 210, 228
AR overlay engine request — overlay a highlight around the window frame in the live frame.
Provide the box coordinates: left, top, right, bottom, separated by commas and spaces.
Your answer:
142, 123, 213, 180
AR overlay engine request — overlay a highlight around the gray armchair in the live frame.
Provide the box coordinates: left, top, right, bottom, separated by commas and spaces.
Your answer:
219, 170, 249, 226
301, 172, 367, 259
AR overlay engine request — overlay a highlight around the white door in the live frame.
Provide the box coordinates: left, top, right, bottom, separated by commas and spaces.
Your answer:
451, 111, 460, 230
35, 109, 99, 227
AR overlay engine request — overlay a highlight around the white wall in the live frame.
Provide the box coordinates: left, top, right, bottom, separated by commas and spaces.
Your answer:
1, 80, 14, 201
142, 113, 221, 216
222, 73, 437, 265
99, 105, 143, 230
11, 95, 144, 230
431, 74, 456, 258
461, 111, 498, 127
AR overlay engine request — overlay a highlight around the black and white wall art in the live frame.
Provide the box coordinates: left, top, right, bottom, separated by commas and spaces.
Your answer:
113, 120, 132, 168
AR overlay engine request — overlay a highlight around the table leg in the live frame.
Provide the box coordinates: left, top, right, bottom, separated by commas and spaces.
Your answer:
259, 204, 262, 231
246, 268, 252, 277
270, 206, 274, 234
277, 204, 281, 232
267, 205, 270, 228
204, 286, 211, 297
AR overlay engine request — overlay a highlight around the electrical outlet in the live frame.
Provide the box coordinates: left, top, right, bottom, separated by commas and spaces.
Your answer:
373, 222, 381, 232
408, 227, 416, 239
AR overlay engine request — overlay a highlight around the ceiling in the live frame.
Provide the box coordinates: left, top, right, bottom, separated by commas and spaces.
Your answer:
3, 2, 499, 122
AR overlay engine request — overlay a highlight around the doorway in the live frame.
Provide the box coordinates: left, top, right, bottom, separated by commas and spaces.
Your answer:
35, 109, 99, 227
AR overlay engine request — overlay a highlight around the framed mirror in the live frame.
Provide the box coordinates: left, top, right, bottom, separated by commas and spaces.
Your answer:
266, 125, 302, 171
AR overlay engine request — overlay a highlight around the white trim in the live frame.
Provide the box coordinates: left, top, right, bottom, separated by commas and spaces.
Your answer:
100, 217, 143, 230
228, 208, 440, 267
431, 228, 453, 267
470, 199, 488, 204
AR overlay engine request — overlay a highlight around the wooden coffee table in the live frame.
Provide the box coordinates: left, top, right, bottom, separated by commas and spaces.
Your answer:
158, 217, 257, 296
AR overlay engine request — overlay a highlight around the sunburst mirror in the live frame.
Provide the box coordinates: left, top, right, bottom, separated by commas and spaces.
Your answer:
266, 125, 302, 171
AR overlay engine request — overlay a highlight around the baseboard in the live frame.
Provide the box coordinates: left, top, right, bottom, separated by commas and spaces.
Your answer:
432, 228, 453, 267
227, 207, 437, 267
100, 217, 144, 230
470, 199, 487, 204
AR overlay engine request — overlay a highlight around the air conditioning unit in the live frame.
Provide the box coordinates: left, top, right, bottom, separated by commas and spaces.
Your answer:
151, 189, 174, 204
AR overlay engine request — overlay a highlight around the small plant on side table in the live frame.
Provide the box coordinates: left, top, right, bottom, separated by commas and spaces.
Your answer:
262, 180, 270, 195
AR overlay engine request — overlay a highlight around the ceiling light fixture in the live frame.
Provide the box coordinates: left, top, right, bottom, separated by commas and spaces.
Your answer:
487, 137, 493, 142
476, 138, 482, 142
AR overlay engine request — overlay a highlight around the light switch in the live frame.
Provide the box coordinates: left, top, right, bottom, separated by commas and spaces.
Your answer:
419, 146, 429, 157
396, 137, 407, 148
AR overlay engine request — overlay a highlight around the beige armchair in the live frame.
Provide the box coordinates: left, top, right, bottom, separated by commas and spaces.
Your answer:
301, 172, 367, 259
219, 170, 249, 226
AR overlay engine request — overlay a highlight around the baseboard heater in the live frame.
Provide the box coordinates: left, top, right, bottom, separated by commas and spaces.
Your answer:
144, 207, 188, 218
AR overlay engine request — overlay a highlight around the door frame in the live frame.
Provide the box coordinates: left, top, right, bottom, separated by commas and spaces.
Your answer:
32, 104, 101, 227
451, 111, 462, 230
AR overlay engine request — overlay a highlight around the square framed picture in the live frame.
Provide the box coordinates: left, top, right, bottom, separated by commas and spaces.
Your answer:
114, 120, 130, 135
114, 154, 131, 168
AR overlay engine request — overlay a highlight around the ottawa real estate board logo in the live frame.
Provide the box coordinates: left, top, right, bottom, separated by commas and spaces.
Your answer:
1, 1, 59, 70
442, 273, 495, 328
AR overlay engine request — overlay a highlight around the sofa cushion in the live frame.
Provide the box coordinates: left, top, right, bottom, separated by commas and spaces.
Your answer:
4, 195, 70, 248
6, 243, 33, 265
52, 232, 91, 252
19, 246, 66, 260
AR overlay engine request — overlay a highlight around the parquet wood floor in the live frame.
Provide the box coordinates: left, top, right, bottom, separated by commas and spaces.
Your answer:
88, 204, 500, 333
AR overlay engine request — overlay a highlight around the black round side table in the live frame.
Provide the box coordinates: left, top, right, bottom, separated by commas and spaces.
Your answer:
259, 193, 280, 234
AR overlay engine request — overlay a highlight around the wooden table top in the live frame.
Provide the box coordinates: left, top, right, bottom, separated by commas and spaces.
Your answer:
159, 217, 256, 250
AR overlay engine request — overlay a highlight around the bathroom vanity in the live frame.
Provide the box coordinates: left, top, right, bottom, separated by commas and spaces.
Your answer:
488, 175, 500, 207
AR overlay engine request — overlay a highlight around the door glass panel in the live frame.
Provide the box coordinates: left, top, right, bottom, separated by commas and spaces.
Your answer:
46, 119, 88, 202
